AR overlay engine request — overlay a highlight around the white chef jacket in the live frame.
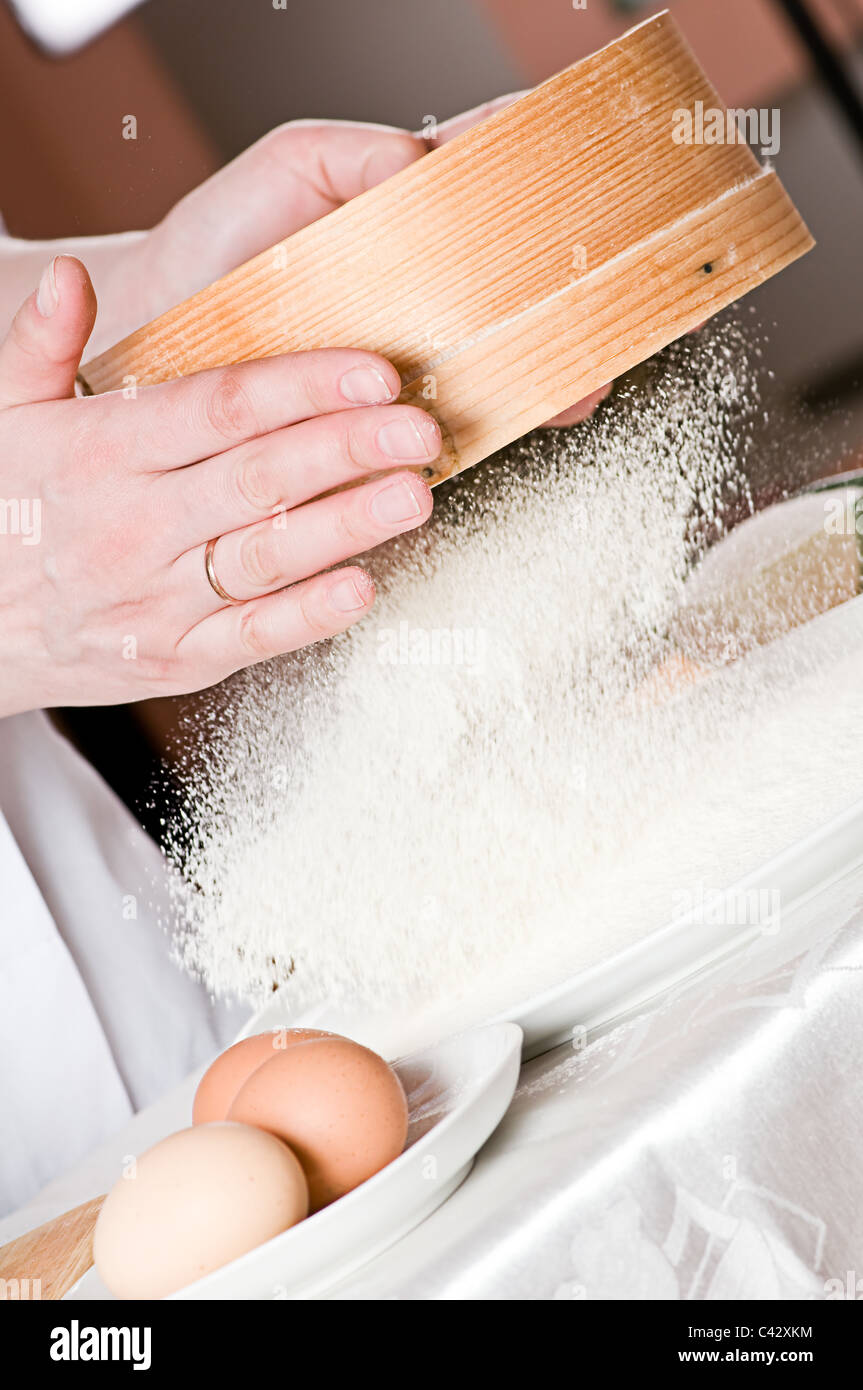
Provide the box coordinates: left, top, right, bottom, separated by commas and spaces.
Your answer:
0, 710, 243, 1216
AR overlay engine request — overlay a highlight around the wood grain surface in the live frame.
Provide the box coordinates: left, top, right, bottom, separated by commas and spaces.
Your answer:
80, 11, 813, 482
0, 1195, 105, 1301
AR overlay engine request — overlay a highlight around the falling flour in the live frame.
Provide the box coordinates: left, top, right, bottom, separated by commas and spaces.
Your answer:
165, 320, 863, 1051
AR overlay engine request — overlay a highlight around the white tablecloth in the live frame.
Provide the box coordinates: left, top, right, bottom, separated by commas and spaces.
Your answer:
0, 711, 243, 1215
3, 843, 861, 1300
323, 860, 863, 1299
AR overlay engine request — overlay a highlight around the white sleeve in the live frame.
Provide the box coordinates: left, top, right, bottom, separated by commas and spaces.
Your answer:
0, 710, 244, 1215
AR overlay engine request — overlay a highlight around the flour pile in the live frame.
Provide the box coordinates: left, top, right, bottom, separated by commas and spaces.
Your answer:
166, 321, 863, 1040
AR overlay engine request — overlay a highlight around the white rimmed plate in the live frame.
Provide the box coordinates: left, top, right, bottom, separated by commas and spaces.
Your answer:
497, 794, 863, 1057
241, 795, 863, 1064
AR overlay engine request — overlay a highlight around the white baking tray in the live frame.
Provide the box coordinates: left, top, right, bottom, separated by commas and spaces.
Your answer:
242, 793, 863, 1063
503, 793, 863, 1057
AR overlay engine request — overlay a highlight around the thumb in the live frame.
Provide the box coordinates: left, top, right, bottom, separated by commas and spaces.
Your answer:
0, 256, 97, 409
153, 122, 427, 298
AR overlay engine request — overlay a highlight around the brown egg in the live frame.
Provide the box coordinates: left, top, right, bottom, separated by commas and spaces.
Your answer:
227, 1036, 409, 1210
193, 1028, 340, 1124
93, 1123, 308, 1300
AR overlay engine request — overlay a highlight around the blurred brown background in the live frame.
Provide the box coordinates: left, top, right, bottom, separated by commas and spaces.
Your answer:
2, 0, 862, 408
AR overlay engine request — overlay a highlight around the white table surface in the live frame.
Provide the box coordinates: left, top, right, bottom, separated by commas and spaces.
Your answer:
4, 849, 861, 1300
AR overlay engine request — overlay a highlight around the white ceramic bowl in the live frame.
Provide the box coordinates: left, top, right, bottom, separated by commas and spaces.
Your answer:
68, 1021, 522, 1300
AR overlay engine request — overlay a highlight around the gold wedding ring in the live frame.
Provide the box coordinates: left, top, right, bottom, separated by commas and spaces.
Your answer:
204, 536, 244, 605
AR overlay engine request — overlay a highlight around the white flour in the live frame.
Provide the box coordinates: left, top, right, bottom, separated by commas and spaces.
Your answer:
167, 322, 863, 1046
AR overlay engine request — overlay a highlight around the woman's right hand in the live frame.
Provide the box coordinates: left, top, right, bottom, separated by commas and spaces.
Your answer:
0, 256, 439, 719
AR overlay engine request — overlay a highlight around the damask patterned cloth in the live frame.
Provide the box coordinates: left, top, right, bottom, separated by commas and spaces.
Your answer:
325, 860, 863, 1300
2, 805, 860, 1299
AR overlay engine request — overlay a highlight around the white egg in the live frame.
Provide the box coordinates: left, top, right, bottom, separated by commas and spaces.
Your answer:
94, 1122, 308, 1300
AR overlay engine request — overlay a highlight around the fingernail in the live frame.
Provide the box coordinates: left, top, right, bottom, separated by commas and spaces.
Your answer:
36, 259, 59, 318
340, 366, 396, 405
370, 478, 424, 526
377, 417, 435, 460
329, 573, 372, 612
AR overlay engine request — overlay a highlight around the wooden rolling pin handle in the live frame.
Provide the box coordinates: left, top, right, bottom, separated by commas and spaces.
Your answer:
0, 1194, 106, 1301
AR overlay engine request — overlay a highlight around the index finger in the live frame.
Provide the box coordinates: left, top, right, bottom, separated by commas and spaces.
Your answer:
82, 348, 402, 472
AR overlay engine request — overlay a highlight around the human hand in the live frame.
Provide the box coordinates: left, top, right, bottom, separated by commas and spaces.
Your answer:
0, 257, 439, 718
111, 114, 611, 425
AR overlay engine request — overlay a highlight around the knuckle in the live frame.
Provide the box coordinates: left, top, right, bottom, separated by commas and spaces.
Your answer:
67, 412, 113, 480
297, 589, 333, 642
234, 447, 280, 516
294, 360, 331, 418
204, 369, 259, 442
339, 503, 378, 551
238, 528, 281, 590
238, 604, 272, 660
259, 123, 340, 203
258, 121, 302, 165
67, 411, 93, 467
342, 419, 374, 477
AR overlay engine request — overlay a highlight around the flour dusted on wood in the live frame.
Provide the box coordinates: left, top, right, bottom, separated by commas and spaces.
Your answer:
165, 323, 863, 1032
